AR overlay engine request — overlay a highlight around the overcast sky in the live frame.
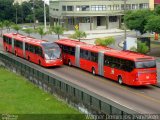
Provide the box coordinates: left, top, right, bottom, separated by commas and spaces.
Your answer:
43, 0, 49, 5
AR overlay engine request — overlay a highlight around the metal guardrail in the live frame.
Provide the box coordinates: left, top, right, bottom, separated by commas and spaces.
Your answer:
0, 51, 140, 118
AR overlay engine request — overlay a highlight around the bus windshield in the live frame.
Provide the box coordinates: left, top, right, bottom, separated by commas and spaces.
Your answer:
135, 60, 156, 69
41, 42, 61, 60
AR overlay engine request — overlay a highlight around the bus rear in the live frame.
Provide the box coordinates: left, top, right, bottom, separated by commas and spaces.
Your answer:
41, 42, 63, 67
132, 60, 157, 86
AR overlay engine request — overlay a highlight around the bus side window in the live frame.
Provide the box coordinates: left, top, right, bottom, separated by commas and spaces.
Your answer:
3, 36, 6, 42
104, 55, 109, 66
9, 38, 12, 44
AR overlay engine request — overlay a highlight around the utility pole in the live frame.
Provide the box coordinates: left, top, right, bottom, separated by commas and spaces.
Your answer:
124, 0, 127, 40
16, 7, 18, 24
33, 0, 36, 29
44, 0, 47, 32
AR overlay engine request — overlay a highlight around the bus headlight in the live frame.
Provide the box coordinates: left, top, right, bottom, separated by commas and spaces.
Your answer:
46, 60, 51, 63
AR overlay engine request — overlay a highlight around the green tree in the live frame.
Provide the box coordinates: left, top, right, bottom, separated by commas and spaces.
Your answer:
36, 27, 47, 39
145, 15, 160, 34
23, 28, 33, 36
12, 24, 21, 33
124, 10, 152, 34
4, 20, 13, 32
94, 37, 115, 46
70, 30, 87, 41
155, 5, 160, 15
50, 25, 64, 39
130, 41, 149, 54
137, 41, 149, 54
0, 0, 15, 22
0, 22, 4, 36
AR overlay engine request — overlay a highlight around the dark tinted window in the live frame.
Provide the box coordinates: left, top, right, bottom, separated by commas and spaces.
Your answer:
3, 36, 12, 45
135, 61, 156, 68
61, 45, 75, 56
80, 49, 98, 63
14, 40, 23, 49
104, 55, 135, 72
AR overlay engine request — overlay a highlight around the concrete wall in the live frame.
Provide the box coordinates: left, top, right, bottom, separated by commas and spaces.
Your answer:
79, 23, 93, 31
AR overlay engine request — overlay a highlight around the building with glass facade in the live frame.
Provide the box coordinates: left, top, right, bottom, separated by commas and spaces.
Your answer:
49, 0, 150, 30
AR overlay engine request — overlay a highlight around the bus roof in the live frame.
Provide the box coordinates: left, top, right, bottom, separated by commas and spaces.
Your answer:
104, 50, 155, 61
3, 33, 48, 46
57, 39, 112, 52
56, 39, 87, 46
57, 39, 155, 61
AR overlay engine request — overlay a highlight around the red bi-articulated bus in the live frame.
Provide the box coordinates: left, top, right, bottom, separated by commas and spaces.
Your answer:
3, 33, 63, 67
56, 39, 157, 86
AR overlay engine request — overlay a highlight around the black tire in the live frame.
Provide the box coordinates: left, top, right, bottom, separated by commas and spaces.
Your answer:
92, 68, 96, 75
15, 51, 17, 56
68, 60, 71, 66
39, 60, 41, 66
118, 76, 123, 85
28, 56, 30, 61
6, 47, 8, 52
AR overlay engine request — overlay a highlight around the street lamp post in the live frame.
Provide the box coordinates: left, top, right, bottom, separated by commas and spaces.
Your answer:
44, 0, 47, 31
33, 0, 36, 29
124, 0, 127, 40
16, 7, 18, 24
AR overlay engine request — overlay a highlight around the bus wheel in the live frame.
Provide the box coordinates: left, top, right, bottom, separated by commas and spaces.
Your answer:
92, 68, 96, 75
15, 51, 17, 56
28, 56, 30, 61
68, 60, 71, 66
39, 60, 41, 66
6, 47, 8, 52
118, 76, 123, 85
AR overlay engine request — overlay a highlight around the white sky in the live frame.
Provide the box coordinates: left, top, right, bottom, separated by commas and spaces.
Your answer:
43, 0, 49, 5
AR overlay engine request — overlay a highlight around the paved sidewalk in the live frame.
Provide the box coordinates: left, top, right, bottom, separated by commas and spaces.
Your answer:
62, 29, 126, 45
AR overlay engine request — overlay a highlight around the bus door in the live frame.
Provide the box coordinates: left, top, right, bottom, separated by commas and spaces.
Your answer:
98, 51, 104, 76
75, 45, 80, 67
12, 37, 14, 53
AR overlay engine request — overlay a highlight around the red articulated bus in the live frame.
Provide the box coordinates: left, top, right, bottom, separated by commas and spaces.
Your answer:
56, 39, 157, 86
3, 33, 63, 67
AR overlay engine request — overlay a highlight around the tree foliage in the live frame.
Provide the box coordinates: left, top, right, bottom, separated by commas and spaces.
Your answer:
0, 22, 4, 36
145, 16, 160, 33
23, 28, 33, 36
0, 0, 49, 23
50, 25, 64, 39
12, 24, 21, 33
94, 37, 115, 46
70, 30, 87, 41
155, 5, 160, 15
124, 10, 152, 34
4, 20, 13, 32
36, 27, 47, 39
130, 41, 149, 54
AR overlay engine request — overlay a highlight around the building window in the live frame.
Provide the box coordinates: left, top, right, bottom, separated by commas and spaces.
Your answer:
121, 4, 132, 10
67, 6, 74, 11
62, 6, 66, 11
139, 3, 149, 9
76, 5, 89, 11
109, 16, 117, 22
91, 5, 106, 11
113, 4, 120, 10
132, 4, 139, 10
107, 5, 112, 10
